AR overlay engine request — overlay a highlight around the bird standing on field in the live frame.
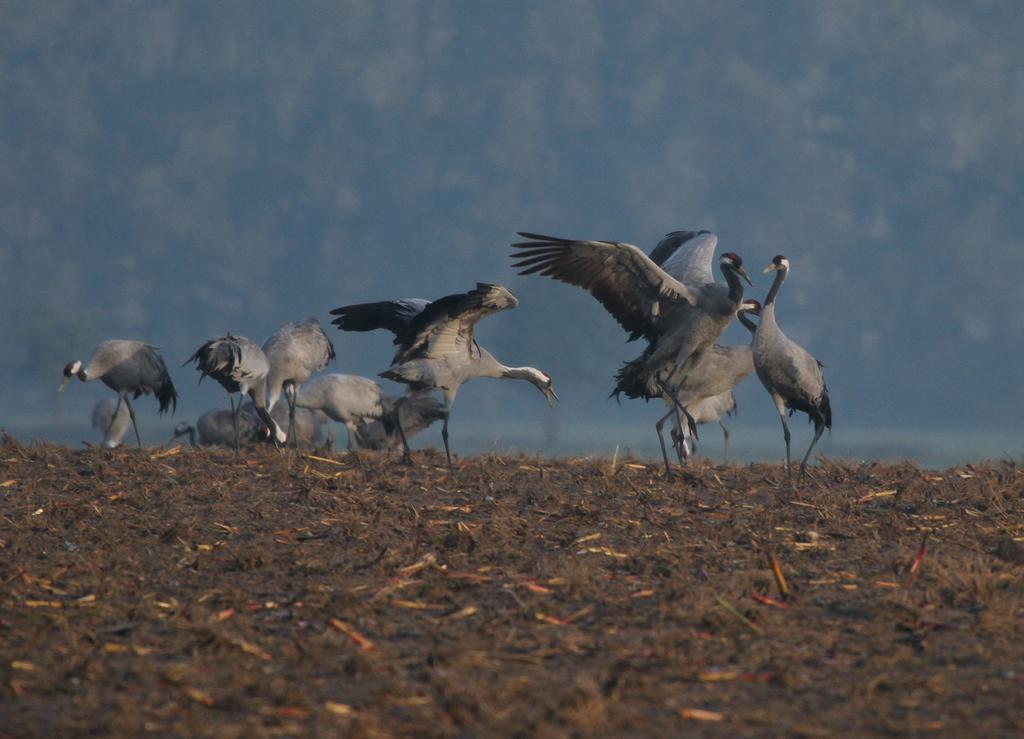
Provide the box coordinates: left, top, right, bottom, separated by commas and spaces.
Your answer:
262, 318, 335, 447
753, 255, 832, 479
185, 334, 286, 451
511, 231, 751, 476
330, 283, 558, 469
665, 298, 761, 461
91, 398, 132, 449
352, 393, 447, 451
295, 373, 434, 451
60, 340, 178, 448
172, 403, 328, 449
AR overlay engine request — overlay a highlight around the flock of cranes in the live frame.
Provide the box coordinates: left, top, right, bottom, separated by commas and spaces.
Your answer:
60, 229, 830, 479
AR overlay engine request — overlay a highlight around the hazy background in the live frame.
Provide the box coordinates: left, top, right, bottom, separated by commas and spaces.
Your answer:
2, 1, 1022, 464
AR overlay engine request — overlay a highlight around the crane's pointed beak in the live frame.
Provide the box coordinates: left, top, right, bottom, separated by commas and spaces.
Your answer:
737, 266, 752, 286
58, 376, 70, 393
762, 263, 778, 274
544, 385, 559, 407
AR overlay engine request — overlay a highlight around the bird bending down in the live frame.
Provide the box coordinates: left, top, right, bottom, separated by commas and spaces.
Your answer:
60, 340, 178, 448
172, 403, 328, 449
663, 298, 761, 461
510, 231, 751, 476
672, 393, 738, 460
295, 373, 438, 452
185, 334, 286, 451
262, 318, 336, 447
330, 283, 558, 469
352, 393, 447, 451
91, 398, 132, 449
753, 256, 832, 480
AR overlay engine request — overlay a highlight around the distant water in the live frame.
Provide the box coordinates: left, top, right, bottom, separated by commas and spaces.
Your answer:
4, 412, 1020, 470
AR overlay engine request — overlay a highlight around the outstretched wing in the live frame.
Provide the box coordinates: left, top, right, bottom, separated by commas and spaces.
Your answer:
396, 283, 518, 362
652, 230, 718, 288
330, 299, 431, 336
510, 232, 696, 342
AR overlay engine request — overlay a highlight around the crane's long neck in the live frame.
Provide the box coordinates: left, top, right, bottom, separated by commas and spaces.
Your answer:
173, 425, 198, 447
738, 312, 758, 335
502, 366, 542, 383
764, 267, 788, 307
722, 265, 746, 306
248, 380, 286, 444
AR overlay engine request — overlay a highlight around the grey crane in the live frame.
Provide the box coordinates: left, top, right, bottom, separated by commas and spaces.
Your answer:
185, 334, 286, 451
664, 298, 761, 462
753, 255, 832, 479
510, 231, 750, 475
330, 283, 558, 469
172, 402, 329, 449
262, 318, 336, 447
173, 409, 260, 447
352, 393, 447, 451
91, 398, 132, 449
672, 392, 738, 460
295, 374, 389, 448
60, 340, 178, 447
295, 373, 440, 452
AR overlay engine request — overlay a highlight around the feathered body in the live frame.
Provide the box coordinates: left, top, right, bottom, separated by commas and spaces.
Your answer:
353, 393, 447, 451
63, 340, 178, 414
185, 333, 285, 446
665, 299, 761, 460
614, 232, 751, 400
296, 373, 446, 451
331, 283, 557, 468
262, 318, 336, 411
91, 398, 132, 449
186, 334, 269, 398
173, 403, 328, 449
61, 339, 178, 447
753, 256, 832, 478
511, 231, 750, 475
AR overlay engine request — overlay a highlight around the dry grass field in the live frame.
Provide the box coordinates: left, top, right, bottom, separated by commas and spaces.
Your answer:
1, 436, 1022, 737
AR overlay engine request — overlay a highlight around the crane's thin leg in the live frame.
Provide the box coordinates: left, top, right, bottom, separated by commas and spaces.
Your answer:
438, 390, 457, 473
778, 413, 792, 480
658, 380, 698, 441
229, 394, 240, 455
441, 417, 453, 472
123, 394, 142, 448
720, 421, 730, 460
654, 407, 677, 478
394, 398, 413, 465
799, 421, 825, 479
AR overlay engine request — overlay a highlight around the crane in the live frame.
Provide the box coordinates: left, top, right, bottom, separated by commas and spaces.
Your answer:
262, 318, 335, 447
295, 373, 443, 452
172, 402, 329, 449
90, 398, 132, 449
352, 393, 447, 451
664, 298, 762, 461
60, 340, 178, 447
330, 283, 558, 469
185, 334, 286, 451
510, 231, 750, 475
753, 255, 832, 479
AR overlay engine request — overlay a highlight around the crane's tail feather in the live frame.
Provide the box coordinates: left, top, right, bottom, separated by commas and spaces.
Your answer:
156, 377, 178, 415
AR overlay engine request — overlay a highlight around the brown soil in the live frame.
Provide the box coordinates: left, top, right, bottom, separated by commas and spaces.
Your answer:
1, 437, 1022, 737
